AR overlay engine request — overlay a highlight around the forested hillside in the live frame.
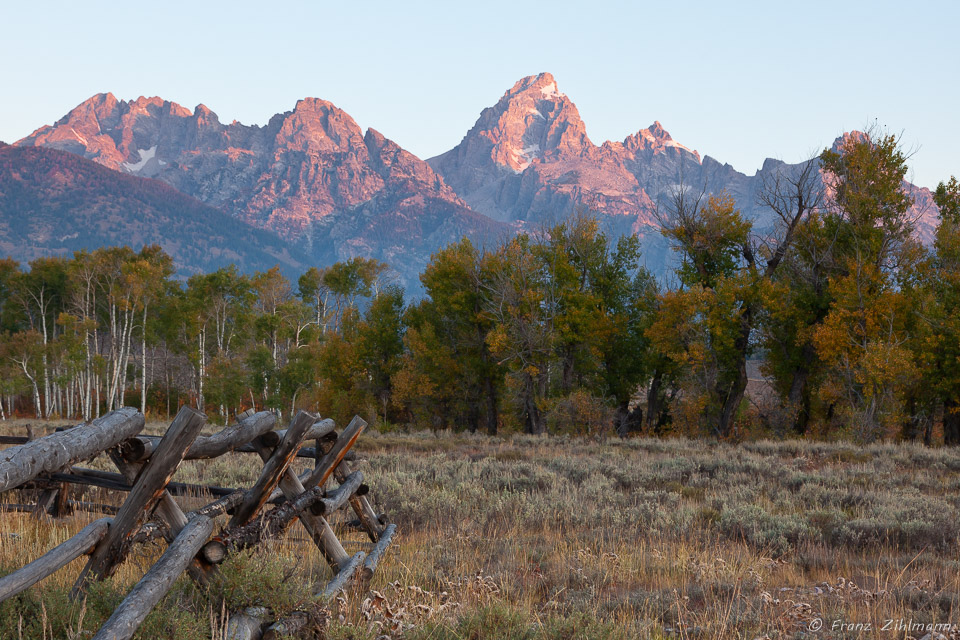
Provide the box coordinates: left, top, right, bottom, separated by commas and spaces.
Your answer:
0, 143, 309, 276
1, 132, 958, 444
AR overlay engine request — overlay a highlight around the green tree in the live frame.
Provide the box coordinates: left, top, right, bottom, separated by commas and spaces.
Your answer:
396, 239, 503, 433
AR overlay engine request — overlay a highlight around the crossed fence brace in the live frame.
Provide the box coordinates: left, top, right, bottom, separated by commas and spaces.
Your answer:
0, 405, 396, 639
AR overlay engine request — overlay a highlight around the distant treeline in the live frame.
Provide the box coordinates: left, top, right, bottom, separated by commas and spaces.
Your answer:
1, 131, 958, 444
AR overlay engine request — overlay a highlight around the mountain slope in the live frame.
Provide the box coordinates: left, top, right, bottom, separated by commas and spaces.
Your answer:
16, 93, 507, 285
0, 143, 309, 275
14, 80, 940, 285
428, 72, 940, 257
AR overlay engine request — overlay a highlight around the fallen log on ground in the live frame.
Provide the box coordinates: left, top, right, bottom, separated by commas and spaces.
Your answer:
0, 517, 111, 602
91, 515, 213, 640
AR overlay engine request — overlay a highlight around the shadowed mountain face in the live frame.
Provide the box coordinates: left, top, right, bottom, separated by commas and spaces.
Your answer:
0, 143, 310, 276
13, 74, 939, 284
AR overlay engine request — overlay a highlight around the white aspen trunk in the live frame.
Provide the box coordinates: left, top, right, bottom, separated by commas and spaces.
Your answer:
19, 361, 41, 419
120, 307, 133, 407
141, 305, 148, 416
197, 327, 206, 411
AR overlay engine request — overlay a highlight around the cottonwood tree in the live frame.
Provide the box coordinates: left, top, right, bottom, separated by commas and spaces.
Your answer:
922, 176, 960, 444
483, 235, 554, 434
651, 155, 822, 437
395, 239, 504, 433
810, 131, 921, 440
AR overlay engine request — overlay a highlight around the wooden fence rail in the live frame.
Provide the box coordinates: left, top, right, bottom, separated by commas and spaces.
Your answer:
0, 406, 394, 639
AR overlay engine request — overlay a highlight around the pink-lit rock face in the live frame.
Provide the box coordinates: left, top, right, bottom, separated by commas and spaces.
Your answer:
16, 76, 940, 284
17, 93, 482, 239
429, 73, 939, 249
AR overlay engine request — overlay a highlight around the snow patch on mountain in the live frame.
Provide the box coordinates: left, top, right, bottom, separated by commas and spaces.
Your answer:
122, 146, 157, 173
540, 81, 564, 99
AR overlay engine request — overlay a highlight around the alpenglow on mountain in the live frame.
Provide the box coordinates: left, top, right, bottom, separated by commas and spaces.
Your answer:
10, 73, 939, 285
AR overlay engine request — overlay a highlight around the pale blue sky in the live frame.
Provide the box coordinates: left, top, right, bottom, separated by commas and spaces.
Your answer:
1, 1, 956, 187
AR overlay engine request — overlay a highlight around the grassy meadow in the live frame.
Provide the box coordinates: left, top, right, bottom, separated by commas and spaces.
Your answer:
1, 420, 959, 639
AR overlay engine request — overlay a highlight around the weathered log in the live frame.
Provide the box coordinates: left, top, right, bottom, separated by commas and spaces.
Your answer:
109, 448, 209, 584
310, 471, 363, 517
32, 487, 58, 519
361, 523, 397, 581
318, 551, 365, 600
303, 416, 367, 490
52, 479, 73, 517
226, 606, 267, 640
0, 518, 110, 602
91, 515, 213, 640
0, 407, 144, 493
199, 538, 228, 565
334, 460, 384, 542
72, 406, 206, 597
260, 418, 335, 448
229, 411, 314, 528
0, 503, 35, 512
49, 467, 245, 498
262, 612, 308, 640
248, 436, 350, 569
129, 411, 277, 462
202, 472, 362, 564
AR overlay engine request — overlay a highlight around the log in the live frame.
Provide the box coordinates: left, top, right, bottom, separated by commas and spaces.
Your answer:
201, 472, 362, 564
247, 437, 350, 569
49, 467, 246, 499
0, 407, 144, 493
0, 518, 111, 602
361, 523, 397, 581
229, 411, 314, 528
1, 500, 117, 515
129, 411, 277, 462
334, 461, 384, 541
91, 515, 213, 640
68, 501, 119, 515
262, 612, 309, 640
302, 416, 367, 490
72, 406, 206, 597
310, 471, 363, 517
226, 607, 267, 640
52, 479, 73, 517
260, 418, 335, 448
318, 552, 365, 600
32, 487, 58, 519
108, 449, 207, 584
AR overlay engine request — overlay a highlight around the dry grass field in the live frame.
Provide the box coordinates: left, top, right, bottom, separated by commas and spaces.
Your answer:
1, 420, 959, 639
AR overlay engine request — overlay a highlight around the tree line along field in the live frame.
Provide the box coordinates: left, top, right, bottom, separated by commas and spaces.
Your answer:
1, 131, 960, 447
1, 422, 958, 639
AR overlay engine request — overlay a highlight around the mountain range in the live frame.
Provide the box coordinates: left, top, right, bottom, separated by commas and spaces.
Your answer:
4, 72, 940, 286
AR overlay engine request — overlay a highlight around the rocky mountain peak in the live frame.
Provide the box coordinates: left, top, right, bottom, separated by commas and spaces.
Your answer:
831, 130, 870, 154
621, 121, 700, 161
428, 72, 592, 205
277, 98, 366, 153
